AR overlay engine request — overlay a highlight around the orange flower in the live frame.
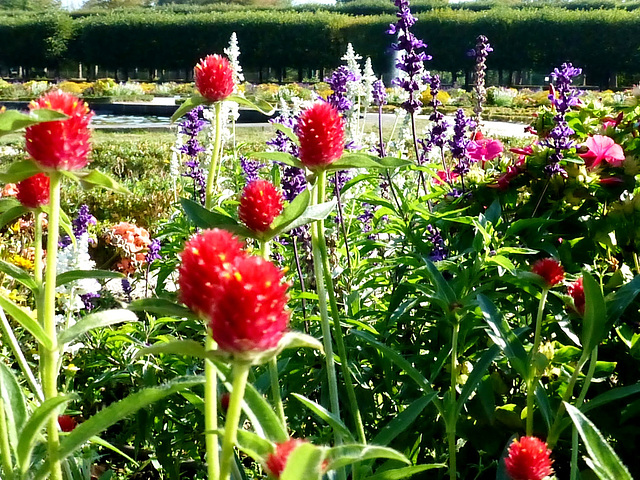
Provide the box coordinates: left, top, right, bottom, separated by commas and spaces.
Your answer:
194, 54, 235, 102
1, 183, 18, 197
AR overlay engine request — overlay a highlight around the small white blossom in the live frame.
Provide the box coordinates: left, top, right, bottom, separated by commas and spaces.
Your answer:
224, 32, 245, 89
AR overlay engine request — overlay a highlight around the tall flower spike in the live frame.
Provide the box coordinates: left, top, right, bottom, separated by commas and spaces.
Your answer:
194, 54, 235, 103
297, 102, 344, 170
265, 439, 309, 479
16, 173, 50, 208
25, 90, 93, 171
531, 258, 565, 287
504, 436, 554, 480
238, 179, 284, 233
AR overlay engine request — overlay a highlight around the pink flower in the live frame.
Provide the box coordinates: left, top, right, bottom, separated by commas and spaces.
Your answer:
579, 135, 625, 169
466, 138, 504, 166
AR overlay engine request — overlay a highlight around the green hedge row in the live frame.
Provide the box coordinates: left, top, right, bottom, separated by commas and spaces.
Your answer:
1, 7, 640, 86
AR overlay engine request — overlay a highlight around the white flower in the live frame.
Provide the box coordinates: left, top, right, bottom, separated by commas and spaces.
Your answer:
224, 32, 245, 89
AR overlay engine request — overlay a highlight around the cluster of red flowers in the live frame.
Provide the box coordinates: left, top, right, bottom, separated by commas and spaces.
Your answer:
179, 229, 290, 356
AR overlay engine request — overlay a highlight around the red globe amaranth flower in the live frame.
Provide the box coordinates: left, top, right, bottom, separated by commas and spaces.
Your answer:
16, 173, 50, 208
209, 254, 289, 355
238, 179, 284, 233
297, 102, 344, 170
194, 54, 235, 102
531, 258, 565, 287
568, 277, 585, 315
58, 415, 77, 432
25, 90, 93, 171
265, 439, 308, 478
504, 436, 554, 480
178, 229, 244, 319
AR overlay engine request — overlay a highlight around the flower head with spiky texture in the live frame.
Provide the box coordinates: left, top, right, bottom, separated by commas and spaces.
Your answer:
265, 439, 309, 479
238, 179, 284, 233
505, 436, 554, 480
297, 102, 344, 170
26, 90, 93, 171
532, 258, 565, 288
194, 54, 235, 102
17, 173, 49, 208
568, 277, 585, 315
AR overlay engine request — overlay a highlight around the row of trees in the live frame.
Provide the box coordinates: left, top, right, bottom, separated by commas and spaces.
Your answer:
1, 7, 640, 86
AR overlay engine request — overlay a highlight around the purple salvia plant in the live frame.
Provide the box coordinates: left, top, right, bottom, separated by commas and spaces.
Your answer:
420, 75, 450, 162
145, 238, 162, 264
268, 114, 306, 202
373, 79, 388, 157
179, 106, 207, 204
240, 155, 265, 184
451, 109, 476, 183
327, 66, 359, 114
59, 204, 97, 248
426, 224, 448, 261
468, 35, 493, 127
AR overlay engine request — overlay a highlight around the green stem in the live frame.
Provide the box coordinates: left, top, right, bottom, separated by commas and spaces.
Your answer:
315, 172, 366, 445
570, 346, 598, 480
0, 398, 13, 479
205, 335, 220, 480
205, 102, 223, 210
42, 171, 62, 480
447, 319, 460, 480
219, 362, 251, 480
526, 287, 548, 436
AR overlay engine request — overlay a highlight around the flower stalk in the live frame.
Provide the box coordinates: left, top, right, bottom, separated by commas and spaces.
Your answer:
205, 335, 220, 480
447, 318, 460, 480
526, 287, 549, 436
205, 102, 223, 209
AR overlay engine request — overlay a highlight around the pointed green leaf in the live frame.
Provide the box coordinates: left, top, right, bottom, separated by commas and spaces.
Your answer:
422, 260, 456, 308
0, 205, 28, 230
279, 199, 336, 234
292, 393, 355, 443
329, 153, 412, 171
582, 272, 607, 353
0, 294, 53, 350
17, 395, 75, 475
249, 151, 304, 169
0, 362, 27, 453
89, 436, 139, 466
58, 309, 138, 346
280, 442, 325, 480
0, 259, 38, 292
136, 340, 207, 359
326, 444, 410, 471
372, 394, 437, 447
228, 95, 276, 116
0, 159, 41, 183
564, 402, 632, 480
268, 189, 311, 235
607, 275, 640, 327
180, 197, 252, 236
56, 269, 122, 287
368, 464, 446, 480
171, 95, 209, 122
0, 108, 67, 136
272, 123, 299, 146
128, 297, 197, 320
276, 331, 323, 353
236, 429, 274, 463
64, 170, 130, 194
581, 383, 640, 415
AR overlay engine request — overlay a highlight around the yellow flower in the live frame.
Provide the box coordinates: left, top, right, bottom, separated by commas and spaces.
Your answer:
10, 254, 33, 271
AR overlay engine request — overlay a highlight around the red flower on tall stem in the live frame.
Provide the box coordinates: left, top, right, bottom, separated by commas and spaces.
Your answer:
25, 90, 93, 171
531, 258, 565, 287
194, 54, 235, 102
504, 436, 554, 480
17, 173, 50, 208
265, 439, 308, 479
238, 179, 284, 233
297, 102, 344, 170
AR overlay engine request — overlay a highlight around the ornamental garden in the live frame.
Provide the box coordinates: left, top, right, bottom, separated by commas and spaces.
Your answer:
1, 1, 640, 480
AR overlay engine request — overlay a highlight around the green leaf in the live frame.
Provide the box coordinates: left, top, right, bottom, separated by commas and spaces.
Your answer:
0, 294, 53, 350
268, 189, 311, 235
292, 393, 355, 443
228, 95, 276, 116
372, 394, 437, 447
422, 260, 456, 309
368, 464, 446, 480
180, 198, 252, 236
89, 436, 139, 466
0, 259, 38, 292
326, 444, 410, 471
564, 402, 632, 480
56, 269, 122, 287
607, 275, 640, 327
0, 205, 28, 230
272, 123, 299, 146
477, 295, 529, 379
276, 331, 323, 353
33, 376, 205, 480
128, 297, 197, 320
136, 339, 207, 359
0, 159, 41, 183
486, 255, 516, 273
582, 383, 640, 415
0, 108, 67, 137
279, 199, 336, 234
249, 151, 304, 169
171, 95, 208, 122
582, 272, 608, 353
329, 153, 412, 171
280, 442, 325, 480
64, 170, 130, 194
235, 429, 274, 463
58, 309, 138, 346
0, 362, 27, 453
17, 395, 75, 475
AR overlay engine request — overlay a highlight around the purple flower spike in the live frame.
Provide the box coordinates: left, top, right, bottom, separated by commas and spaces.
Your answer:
327, 66, 359, 114
372, 79, 387, 107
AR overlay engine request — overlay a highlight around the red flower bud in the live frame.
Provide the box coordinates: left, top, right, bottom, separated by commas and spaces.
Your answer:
504, 436, 554, 480
58, 415, 77, 432
567, 277, 585, 315
194, 54, 235, 102
265, 439, 308, 479
297, 102, 344, 170
25, 90, 93, 171
238, 179, 284, 233
17, 173, 50, 208
531, 258, 565, 287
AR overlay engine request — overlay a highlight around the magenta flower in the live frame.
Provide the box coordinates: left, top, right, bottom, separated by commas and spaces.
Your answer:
466, 138, 504, 166
579, 135, 625, 169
